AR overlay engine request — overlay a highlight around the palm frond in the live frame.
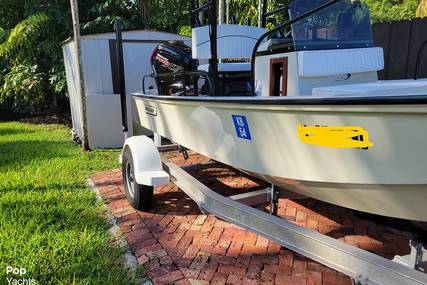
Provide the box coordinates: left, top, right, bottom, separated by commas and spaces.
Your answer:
0, 27, 6, 44
0, 12, 50, 58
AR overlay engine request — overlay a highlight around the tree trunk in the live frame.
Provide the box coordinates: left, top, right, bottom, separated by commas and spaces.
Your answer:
139, 0, 152, 27
218, 0, 225, 24
258, 0, 262, 27
70, 0, 90, 151
226, 0, 229, 24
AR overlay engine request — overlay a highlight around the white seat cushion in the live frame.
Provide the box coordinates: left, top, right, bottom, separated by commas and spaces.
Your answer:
192, 24, 267, 59
198, 63, 251, 73
312, 79, 427, 96
298, 47, 384, 77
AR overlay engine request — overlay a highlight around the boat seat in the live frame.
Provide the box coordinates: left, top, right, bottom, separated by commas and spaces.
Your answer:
197, 62, 251, 73
298, 47, 384, 77
312, 79, 427, 96
192, 24, 267, 73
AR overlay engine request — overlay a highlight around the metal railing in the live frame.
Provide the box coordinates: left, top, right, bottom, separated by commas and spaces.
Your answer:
142, 70, 214, 96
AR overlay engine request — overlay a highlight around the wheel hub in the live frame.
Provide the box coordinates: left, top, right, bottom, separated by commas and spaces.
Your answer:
125, 161, 135, 199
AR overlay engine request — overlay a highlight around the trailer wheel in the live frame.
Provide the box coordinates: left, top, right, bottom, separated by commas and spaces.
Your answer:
122, 147, 153, 210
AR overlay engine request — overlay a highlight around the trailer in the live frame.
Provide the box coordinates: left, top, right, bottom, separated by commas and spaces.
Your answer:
118, 135, 427, 285
111, 0, 427, 282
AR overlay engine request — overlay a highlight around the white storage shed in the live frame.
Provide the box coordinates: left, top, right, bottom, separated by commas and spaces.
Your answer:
62, 30, 190, 148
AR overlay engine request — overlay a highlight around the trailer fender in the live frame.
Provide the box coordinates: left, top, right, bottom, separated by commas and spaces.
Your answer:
120, 136, 170, 186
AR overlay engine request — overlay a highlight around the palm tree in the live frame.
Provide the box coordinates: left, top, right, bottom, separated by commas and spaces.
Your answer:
0, 12, 49, 58
0, 12, 49, 111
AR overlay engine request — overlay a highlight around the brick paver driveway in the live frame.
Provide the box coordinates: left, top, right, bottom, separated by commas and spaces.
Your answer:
91, 152, 411, 285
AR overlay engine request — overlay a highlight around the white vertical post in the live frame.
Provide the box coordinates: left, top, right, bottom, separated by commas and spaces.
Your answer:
258, 0, 263, 27
70, 0, 90, 151
218, 0, 225, 24
154, 133, 162, 147
226, 0, 229, 24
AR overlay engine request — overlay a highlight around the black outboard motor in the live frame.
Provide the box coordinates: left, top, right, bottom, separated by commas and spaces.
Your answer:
150, 41, 251, 96
151, 41, 196, 95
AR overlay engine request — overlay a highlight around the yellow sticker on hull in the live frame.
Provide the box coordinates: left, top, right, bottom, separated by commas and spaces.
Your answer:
297, 124, 374, 148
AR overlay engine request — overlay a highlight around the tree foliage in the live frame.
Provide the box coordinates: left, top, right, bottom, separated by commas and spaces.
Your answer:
0, 0, 422, 113
0, 0, 144, 113
0, 12, 50, 58
1, 63, 45, 111
83, 0, 143, 34
364, 0, 420, 22
417, 0, 427, 17
226, 0, 419, 24
0, 27, 5, 43
146, 0, 190, 32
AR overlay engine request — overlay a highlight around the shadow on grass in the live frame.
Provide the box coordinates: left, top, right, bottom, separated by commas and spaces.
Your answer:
0, 139, 76, 170
0, 185, 102, 231
0, 127, 35, 136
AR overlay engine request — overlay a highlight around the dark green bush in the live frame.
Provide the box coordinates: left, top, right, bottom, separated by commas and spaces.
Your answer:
1, 63, 45, 112
365, 0, 420, 22
0, 0, 422, 114
0, 0, 144, 114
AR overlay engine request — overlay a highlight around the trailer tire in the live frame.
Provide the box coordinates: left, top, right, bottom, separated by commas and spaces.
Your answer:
122, 147, 153, 210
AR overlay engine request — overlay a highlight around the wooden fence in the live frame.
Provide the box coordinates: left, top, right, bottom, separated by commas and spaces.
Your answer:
372, 18, 427, 80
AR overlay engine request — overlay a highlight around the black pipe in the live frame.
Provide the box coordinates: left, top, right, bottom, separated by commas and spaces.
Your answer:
261, 0, 268, 27
250, 0, 344, 95
192, 2, 210, 14
209, 0, 218, 96
191, 0, 196, 28
142, 71, 214, 96
115, 20, 128, 132
414, 39, 427, 80
263, 6, 288, 19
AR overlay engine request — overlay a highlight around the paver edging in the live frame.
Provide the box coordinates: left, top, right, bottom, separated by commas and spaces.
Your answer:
87, 178, 152, 285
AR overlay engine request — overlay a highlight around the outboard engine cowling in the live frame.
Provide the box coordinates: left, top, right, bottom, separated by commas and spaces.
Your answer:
151, 41, 196, 95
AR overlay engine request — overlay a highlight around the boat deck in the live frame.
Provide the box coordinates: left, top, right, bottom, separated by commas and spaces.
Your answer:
90, 151, 426, 284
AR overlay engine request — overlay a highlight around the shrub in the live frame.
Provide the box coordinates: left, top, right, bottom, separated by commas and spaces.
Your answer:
0, 63, 45, 112
364, 0, 419, 22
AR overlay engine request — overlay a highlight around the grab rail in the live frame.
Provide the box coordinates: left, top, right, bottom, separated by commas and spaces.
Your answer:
142, 70, 214, 96
190, 0, 218, 95
261, 5, 290, 28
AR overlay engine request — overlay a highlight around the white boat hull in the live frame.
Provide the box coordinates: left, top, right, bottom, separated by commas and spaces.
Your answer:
132, 95, 427, 221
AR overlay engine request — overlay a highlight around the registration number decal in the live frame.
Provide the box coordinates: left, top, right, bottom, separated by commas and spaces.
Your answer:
232, 115, 251, 140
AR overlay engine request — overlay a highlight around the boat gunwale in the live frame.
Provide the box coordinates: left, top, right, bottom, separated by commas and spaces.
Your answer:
132, 93, 427, 105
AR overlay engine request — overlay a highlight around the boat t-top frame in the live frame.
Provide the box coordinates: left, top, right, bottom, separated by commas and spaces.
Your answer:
190, 0, 219, 94
190, 0, 350, 96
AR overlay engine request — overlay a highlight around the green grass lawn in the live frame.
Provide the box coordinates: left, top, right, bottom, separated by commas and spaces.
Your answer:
0, 121, 139, 284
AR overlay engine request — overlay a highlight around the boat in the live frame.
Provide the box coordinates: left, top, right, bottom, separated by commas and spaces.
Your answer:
128, 0, 427, 221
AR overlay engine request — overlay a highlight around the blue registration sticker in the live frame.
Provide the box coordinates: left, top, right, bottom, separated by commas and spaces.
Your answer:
232, 115, 252, 140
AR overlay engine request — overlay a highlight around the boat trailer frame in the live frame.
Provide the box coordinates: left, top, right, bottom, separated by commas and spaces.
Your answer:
160, 156, 427, 285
